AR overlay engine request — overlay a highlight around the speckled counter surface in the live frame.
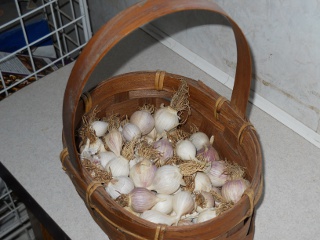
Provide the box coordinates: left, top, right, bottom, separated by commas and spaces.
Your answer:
1, 29, 320, 240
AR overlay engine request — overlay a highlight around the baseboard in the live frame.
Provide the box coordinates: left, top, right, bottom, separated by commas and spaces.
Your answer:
141, 24, 320, 149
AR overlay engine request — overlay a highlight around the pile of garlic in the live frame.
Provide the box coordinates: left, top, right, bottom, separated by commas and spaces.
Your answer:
78, 81, 250, 226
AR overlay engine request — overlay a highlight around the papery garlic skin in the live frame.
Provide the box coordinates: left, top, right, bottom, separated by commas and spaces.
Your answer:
172, 191, 194, 220
196, 191, 215, 213
221, 179, 250, 203
130, 110, 155, 135
105, 176, 134, 199
105, 156, 129, 177
195, 208, 217, 223
175, 139, 197, 161
104, 129, 123, 157
194, 172, 212, 192
129, 159, 157, 188
129, 188, 163, 213
190, 132, 210, 151
152, 194, 173, 215
140, 210, 177, 226
91, 121, 108, 137
154, 106, 179, 134
122, 123, 141, 142
148, 165, 185, 195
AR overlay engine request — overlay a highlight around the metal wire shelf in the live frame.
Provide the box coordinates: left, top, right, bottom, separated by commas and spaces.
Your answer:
0, 0, 92, 100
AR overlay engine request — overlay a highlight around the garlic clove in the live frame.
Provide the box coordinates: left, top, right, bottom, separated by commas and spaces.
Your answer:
130, 110, 155, 135
91, 120, 108, 137
151, 194, 174, 215
194, 208, 217, 223
172, 191, 195, 220
189, 131, 210, 151
129, 159, 157, 188
122, 122, 141, 142
221, 178, 250, 203
175, 139, 197, 161
148, 165, 184, 195
105, 176, 134, 199
103, 129, 123, 157
140, 210, 177, 226
154, 106, 179, 134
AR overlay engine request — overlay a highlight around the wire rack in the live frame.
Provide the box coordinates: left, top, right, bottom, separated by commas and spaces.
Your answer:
0, 0, 92, 100
0, 178, 34, 240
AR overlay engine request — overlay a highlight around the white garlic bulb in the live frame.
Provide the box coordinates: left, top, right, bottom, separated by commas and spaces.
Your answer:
207, 161, 229, 187
105, 156, 129, 177
128, 187, 163, 213
140, 210, 177, 226
148, 165, 185, 195
93, 151, 116, 168
129, 159, 157, 188
80, 138, 106, 159
151, 194, 173, 215
130, 110, 155, 135
194, 172, 212, 192
194, 208, 217, 223
105, 176, 134, 199
189, 131, 210, 151
172, 191, 194, 220
153, 139, 174, 165
122, 123, 141, 142
221, 178, 250, 203
195, 191, 215, 213
91, 120, 108, 137
154, 106, 179, 134
175, 139, 197, 161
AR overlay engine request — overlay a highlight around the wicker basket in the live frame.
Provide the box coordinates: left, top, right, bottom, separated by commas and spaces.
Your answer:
60, 1, 263, 239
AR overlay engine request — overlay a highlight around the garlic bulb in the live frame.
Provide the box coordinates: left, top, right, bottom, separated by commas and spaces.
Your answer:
197, 144, 220, 163
105, 156, 129, 177
172, 191, 194, 220
221, 179, 250, 203
151, 194, 173, 214
130, 110, 155, 135
122, 123, 141, 142
91, 120, 108, 137
194, 172, 212, 192
93, 151, 116, 168
140, 210, 177, 226
175, 139, 197, 161
194, 208, 217, 223
129, 159, 157, 188
128, 187, 163, 213
207, 161, 228, 187
105, 176, 134, 199
148, 165, 185, 195
80, 138, 106, 159
195, 191, 215, 213
189, 132, 210, 151
154, 106, 179, 134
153, 139, 173, 165
103, 129, 123, 157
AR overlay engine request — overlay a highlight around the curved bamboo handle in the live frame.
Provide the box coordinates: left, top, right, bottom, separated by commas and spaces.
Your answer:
63, 0, 252, 171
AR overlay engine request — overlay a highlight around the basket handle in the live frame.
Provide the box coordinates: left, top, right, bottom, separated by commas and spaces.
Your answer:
63, 0, 252, 171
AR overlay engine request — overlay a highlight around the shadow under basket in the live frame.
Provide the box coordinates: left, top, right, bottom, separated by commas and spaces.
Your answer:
60, 1, 263, 239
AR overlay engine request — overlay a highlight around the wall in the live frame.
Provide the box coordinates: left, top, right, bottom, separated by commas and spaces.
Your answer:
87, 0, 320, 145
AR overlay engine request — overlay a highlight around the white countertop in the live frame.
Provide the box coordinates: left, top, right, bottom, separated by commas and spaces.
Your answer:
1, 29, 320, 240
